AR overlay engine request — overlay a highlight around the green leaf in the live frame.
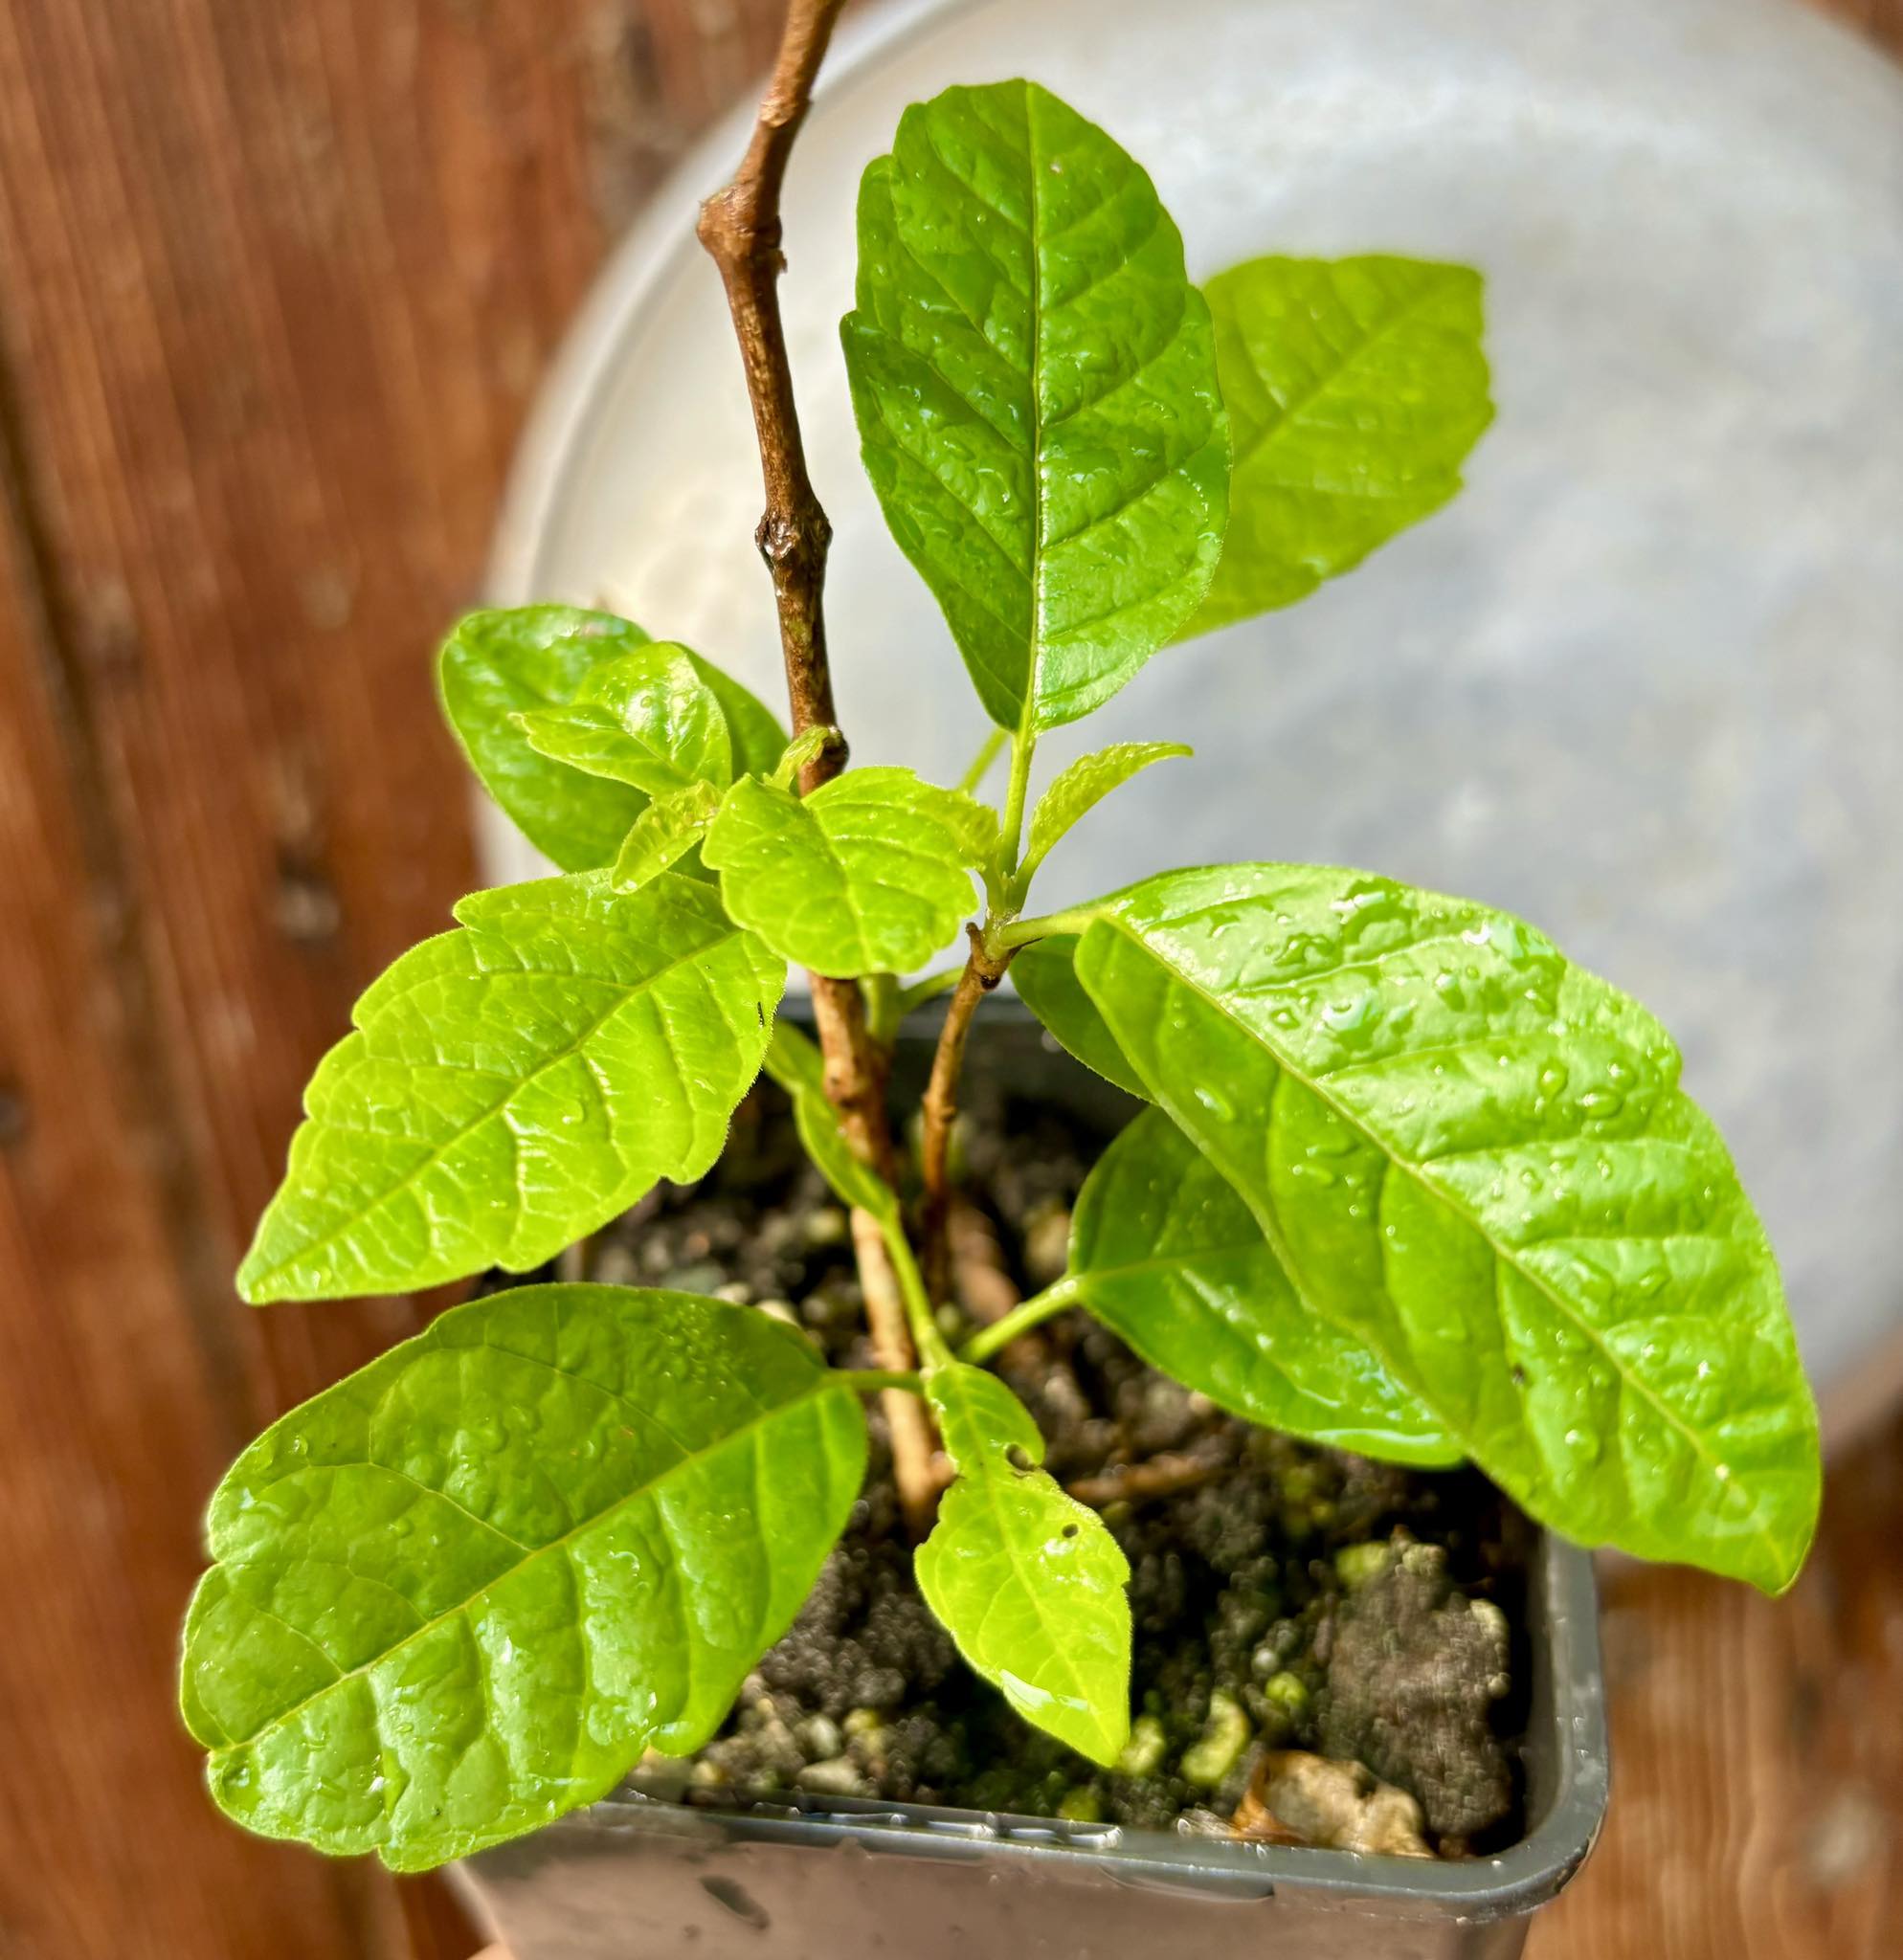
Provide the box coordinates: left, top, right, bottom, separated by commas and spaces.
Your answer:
1011, 933, 1148, 1101
438, 607, 653, 872
437, 609, 787, 871
237, 872, 784, 1302
1068, 1108, 1458, 1463
610, 780, 722, 892
915, 1363, 1131, 1766
703, 768, 994, 979
181, 1283, 866, 1870
687, 659, 790, 783
1020, 742, 1191, 881
1069, 865, 1820, 1592
841, 81, 1228, 733
762, 1022, 897, 1223
514, 643, 733, 797
1186, 256, 1493, 638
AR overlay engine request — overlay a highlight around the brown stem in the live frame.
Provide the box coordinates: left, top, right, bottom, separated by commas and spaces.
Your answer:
696, 0, 847, 787
1066, 1444, 1238, 1509
852, 1211, 948, 1536
699, 0, 936, 1529
919, 925, 1013, 1303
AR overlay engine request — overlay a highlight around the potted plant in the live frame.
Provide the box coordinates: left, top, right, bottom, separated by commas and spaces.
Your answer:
178, 3, 1820, 1955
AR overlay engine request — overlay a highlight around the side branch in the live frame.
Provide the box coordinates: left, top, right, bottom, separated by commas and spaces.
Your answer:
920, 924, 1014, 1303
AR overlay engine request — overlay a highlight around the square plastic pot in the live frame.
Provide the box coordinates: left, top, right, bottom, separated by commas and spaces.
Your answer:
458, 1011, 1608, 1959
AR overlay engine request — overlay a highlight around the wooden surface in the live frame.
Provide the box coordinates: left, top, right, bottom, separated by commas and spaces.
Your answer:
0, 2, 1895, 1957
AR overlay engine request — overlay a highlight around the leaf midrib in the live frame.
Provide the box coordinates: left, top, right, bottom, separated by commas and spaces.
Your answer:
206, 1374, 846, 1759
1022, 79, 1051, 741
1091, 914, 1790, 1573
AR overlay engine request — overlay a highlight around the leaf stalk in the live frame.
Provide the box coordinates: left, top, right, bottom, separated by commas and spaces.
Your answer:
958, 1276, 1081, 1366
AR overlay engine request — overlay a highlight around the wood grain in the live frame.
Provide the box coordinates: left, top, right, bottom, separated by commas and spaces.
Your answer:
0, 2, 1896, 1957
0, 2, 781, 1956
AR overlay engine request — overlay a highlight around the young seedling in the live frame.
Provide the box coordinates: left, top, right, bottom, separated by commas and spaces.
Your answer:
180, 23, 1820, 1877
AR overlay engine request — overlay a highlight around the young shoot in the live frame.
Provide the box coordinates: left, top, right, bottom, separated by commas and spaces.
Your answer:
180, 48, 1819, 1878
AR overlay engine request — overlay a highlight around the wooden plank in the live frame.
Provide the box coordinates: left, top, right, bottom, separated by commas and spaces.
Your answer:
1533, 1407, 1903, 1957
0, 3, 780, 1956
0, 456, 406, 1960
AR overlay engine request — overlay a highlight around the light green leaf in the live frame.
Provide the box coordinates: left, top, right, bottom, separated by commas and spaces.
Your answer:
514, 643, 733, 797
842, 80, 1228, 733
1011, 933, 1148, 1101
1020, 742, 1191, 881
1068, 1108, 1458, 1463
1187, 256, 1493, 638
703, 768, 994, 979
763, 1022, 897, 1223
915, 1363, 1131, 1766
438, 607, 652, 872
686, 659, 790, 783
181, 1283, 867, 1870
438, 610, 787, 871
1070, 864, 1820, 1592
237, 872, 784, 1302
610, 780, 722, 892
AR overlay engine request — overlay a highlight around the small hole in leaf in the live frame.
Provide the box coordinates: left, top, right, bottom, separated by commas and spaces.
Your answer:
1005, 1445, 1034, 1473
1062, 1523, 1079, 1539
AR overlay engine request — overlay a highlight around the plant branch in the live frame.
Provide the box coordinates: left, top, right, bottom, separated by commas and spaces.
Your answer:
849, 1210, 942, 1536
958, 1276, 1081, 1367
919, 923, 1015, 1303
700, 0, 938, 1530
1065, 1442, 1238, 1509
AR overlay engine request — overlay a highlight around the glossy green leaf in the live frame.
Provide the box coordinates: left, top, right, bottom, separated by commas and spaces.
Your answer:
762, 1022, 897, 1223
841, 80, 1228, 733
438, 607, 653, 871
915, 1363, 1131, 1765
237, 872, 784, 1303
703, 767, 994, 979
1186, 256, 1493, 637
610, 780, 722, 892
1020, 742, 1191, 881
1011, 933, 1148, 1101
1069, 865, 1820, 1592
515, 644, 733, 797
1068, 1108, 1458, 1463
699, 676, 788, 781
438, 609, 786, 871
182, 1283, 867, 1870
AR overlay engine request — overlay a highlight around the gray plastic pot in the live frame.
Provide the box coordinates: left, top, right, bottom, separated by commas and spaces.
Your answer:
457, 1013, 1608, 1960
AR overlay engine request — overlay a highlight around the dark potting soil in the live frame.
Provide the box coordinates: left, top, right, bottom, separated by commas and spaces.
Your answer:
571, 1064, 1533, 1855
